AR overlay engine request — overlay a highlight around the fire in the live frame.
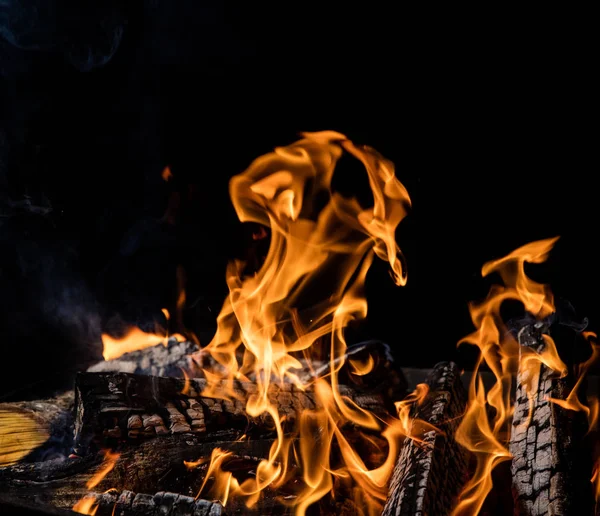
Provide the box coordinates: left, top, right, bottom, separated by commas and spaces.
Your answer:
101, 309, 186, 360
162, 166, 173, 181
452, 237, 565, 515
73, 450, 120, 515
193, 131, 411, 513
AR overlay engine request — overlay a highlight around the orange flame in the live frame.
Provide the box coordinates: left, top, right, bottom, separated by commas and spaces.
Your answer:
73, 450, 120, 514
549, 331, 600, 431
162, 166, 173, 182
195, 131, 411, 514
101, 308, 187, 360
452, 237, 564, 515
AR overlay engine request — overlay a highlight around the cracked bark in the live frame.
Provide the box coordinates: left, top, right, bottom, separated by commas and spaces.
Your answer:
72, 372, 389, 455
382, 361, 469, 516
509, 323, 593, 516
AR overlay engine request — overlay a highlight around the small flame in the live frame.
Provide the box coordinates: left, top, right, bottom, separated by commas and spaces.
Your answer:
548, 331, 600, 430
452, 237, 563, 515
162, 166, 173, 181
102, 308, 187, 360
348, 354, 375, 376
102, 327, 169, 360
72, 497, 98, 516
73, 450, 120, 514
195, 131, 411, 514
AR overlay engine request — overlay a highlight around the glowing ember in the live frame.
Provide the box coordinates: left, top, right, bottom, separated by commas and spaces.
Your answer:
189, 131, 412, 514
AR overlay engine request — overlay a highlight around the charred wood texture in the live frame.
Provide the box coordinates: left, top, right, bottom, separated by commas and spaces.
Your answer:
72, 372, 389, 455
0, 435, 277, 514
510, 323, 593, 516
382, 361, 469, 516
84, 490, 223, 516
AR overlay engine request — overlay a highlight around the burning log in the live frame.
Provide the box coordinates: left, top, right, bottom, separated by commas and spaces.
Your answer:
509, 322, 593, 516
382, 361, 469, 516
79, 490, 223, 516
72, 372, 390, 455
87, 337, 199, 376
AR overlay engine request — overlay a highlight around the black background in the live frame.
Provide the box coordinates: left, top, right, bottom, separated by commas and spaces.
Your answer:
0, 3, 597, 397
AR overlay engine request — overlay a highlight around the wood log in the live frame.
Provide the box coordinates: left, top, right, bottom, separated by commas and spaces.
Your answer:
79, 490, 223, 516
382, 361, 469, 516
0, 391, 74, 466
0, 436, 279, 514
72, 372, 390, 455
509, 322, 593, 516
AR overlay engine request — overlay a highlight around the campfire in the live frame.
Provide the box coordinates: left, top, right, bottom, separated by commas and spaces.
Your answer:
1, 132, 598, 516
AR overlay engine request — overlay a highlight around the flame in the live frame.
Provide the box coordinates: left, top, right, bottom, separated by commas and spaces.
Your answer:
548, 330, 600, 430
452, 237, 564, 515
162, 166, 173, 181
348, 354, 375, 376
101, 308, 187, 360
72, 497, 98, 516
73, 450, 120, 514
102, 327, 169, 360
194, 131, 411, 514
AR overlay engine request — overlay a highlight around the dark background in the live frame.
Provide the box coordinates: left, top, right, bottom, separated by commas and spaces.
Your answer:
0, 3, 597, 398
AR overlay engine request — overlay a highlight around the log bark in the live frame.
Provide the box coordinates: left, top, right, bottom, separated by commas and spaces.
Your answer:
72, 372, 389, 455
382, 361, 469, 516
509, 322, 593, 516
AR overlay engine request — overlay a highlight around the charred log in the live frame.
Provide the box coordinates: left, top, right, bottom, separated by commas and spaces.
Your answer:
72, 372, 389, 455
382, 361, 469, 516
0, 436, 278, 514
83, 490, 223, 516
509, 322, 594, 516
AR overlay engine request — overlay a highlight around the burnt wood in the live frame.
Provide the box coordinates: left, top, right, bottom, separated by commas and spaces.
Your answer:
510, 323, 594, 516
72, 372, 390, 455
382, 361, 469, 516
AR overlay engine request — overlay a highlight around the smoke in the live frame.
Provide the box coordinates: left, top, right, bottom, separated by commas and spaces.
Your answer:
0, 208, 103, 400
0, 0, 126, 74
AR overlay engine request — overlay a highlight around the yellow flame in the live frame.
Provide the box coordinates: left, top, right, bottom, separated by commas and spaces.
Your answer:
195, 131, 411, 514
452, 237, 564, 515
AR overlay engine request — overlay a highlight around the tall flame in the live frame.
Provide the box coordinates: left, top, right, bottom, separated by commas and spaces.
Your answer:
195, 131, 411, 513
452, 237, 565, 515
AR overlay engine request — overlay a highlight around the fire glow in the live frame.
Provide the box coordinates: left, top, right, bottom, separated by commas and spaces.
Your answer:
187, 131, 413, 514
81, 132, 600, 515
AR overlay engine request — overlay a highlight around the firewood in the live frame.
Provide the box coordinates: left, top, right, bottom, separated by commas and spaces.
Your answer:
72, 372, 390, 455
382, 361, 469, 516
82, 490, 223, 516
509, 322, 594, 516
0, 391, 74, 466
0, 435, 276, 514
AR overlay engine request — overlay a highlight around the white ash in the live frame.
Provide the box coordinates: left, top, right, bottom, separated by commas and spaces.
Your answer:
87, 337, 199, 377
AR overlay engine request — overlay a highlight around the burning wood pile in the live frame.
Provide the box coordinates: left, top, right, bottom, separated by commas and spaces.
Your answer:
1, 133, 599, 515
